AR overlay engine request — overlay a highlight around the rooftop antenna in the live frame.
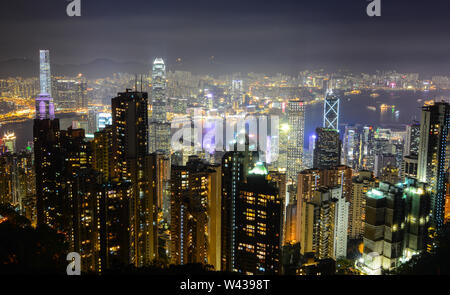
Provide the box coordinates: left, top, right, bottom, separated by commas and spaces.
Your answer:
140, 75, 143, 92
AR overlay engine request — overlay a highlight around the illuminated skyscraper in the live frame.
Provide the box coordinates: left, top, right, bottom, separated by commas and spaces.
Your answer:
34, 50, 61, 230
417, 102, 450, 229
170, 156, 222, 270
221, 145, 259, 272
358, 180, 430, 274
323, 90, 339, 130
149, 121, 171, 154
151, 58, 167, 121
299, 186, 348, 260
234, 162, 283, 274
36, 51, 55, 121
349, 171, 376, 239
39, 50, 52, 96
112, 89, 158, 267
359, 182, 405, 274
286, 99, 305, 183
400, 179, 430, 259
150, 58, 170, 154
296, 166, 352, 254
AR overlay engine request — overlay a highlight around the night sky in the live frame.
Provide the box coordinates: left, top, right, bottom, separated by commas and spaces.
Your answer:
1, 0, 450, 75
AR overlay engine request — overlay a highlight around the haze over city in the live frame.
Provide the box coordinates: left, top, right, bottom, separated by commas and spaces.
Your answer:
1, 0, 450, 76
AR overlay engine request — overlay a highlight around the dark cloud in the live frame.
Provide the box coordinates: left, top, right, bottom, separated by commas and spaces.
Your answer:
1, 0, 450, 75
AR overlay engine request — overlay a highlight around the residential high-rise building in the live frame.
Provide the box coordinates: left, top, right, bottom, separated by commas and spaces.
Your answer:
349, 171, 376, 239
313, 127, 341, 169
286, 99, 305, 182
417, 102, 450, 229
111, 89, 158, 267
170, 156, 221, 270
299, 186, 349, 260
295, 166, 352, 250
221, 146, 259, 272
92, 126, 114, 182
98, 181, 133, 270
0, 149, 35, 212
234, 162, 283, 274
323, 90, 340, 130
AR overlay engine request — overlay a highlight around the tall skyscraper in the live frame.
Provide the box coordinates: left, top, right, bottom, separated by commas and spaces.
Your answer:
92, 125, 133, 270
349, 170, 376, 239
299, 186, 348, 260
358, 180, 430, 274
36, 50, 55, 120
149, 58, 170, 155
169, 156, 221, 270
39, 49, 52, 96
234, 162, 283, 274
149, 121, 171, 154
286, 99, 305, 183
323, 90, 340, 130
401, 179, 430, 259
221, 146, 259, 272
313, 127, 341, 169
360, 182, 405, 274
296, 166, 352, 255
151, 58, 167, 122
112, 89, 158, 267
417, 102, 450, 229
34, 50, 62, 230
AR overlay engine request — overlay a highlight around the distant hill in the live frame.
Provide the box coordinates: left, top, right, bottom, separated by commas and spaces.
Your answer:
0, 58, 151, 79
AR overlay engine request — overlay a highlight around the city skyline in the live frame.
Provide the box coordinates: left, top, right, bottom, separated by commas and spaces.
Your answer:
3, 0, 450, 280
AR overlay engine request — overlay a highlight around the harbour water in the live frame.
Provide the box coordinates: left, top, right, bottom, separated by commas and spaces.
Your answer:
2, 89, 450, 151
